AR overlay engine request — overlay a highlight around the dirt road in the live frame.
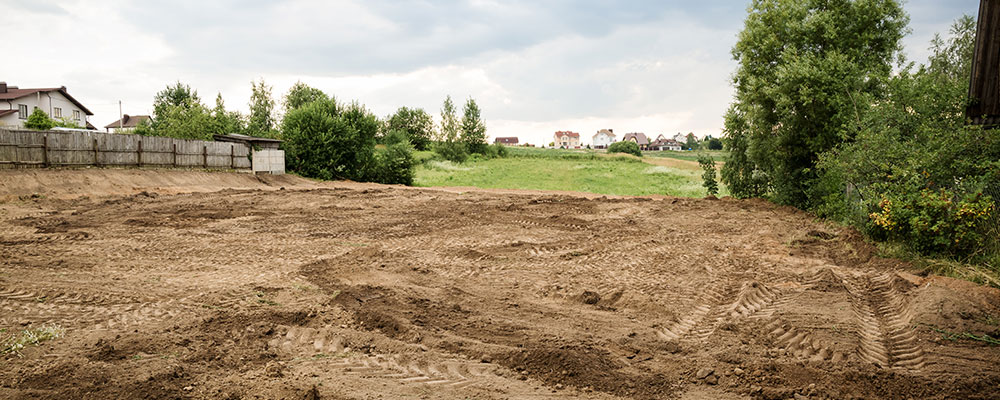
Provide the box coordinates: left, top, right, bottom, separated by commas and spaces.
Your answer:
1, 170, 998, 399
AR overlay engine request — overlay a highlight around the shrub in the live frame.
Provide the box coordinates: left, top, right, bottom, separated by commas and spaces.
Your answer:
869, 189, 994, 254
698, 154, 719, 197
493, 143, 508, 158
281, 99, 378, 181
607, 141, 641, 157
24, 108, 55, 130
376, 139, 416, 185
433, 140, 469, 163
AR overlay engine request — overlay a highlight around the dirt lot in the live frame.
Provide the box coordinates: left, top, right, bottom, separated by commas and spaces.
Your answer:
1, 169, 999, 399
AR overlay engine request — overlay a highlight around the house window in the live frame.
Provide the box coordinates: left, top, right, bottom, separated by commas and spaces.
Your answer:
73, 110, 81, 121
18, 104, 27, 119
54, 107, 62, 118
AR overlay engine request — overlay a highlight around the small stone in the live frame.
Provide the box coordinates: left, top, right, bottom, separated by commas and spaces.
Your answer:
183, 386, 194, 391
696, 368, 714, 379
555, 384, 563, 390
733, 367, 745, 376
705, 374, 718, 385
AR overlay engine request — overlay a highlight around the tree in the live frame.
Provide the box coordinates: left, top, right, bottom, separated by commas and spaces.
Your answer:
460, 97, 487, 154
435, 95, 468, 162
384, 107, 434, 150
282, 98, 380, 181
722, 0, 909, 208
698, 153, 719, 197
707, 137, 723, 150
685, 133, 700, 150
24, 108, 55, 130
247, 79, 277, 138
152, 81, 200, 133
152, 100, 214, 140
608, 141, 641, 157
210, 93, 245, 135
283, 81, 328, 113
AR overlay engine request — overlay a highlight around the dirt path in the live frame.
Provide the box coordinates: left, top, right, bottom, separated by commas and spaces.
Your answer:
1, 170, 998, 399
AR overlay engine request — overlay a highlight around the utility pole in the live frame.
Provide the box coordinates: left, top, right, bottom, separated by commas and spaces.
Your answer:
967, 0, 1000, 126
119, 100, 124, 130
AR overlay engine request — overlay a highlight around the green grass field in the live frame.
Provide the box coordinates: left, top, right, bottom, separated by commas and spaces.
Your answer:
414, 147, 727, 197
643, 149, 729, 162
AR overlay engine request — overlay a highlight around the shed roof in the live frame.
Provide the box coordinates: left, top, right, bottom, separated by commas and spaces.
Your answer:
213, 133, 282, 144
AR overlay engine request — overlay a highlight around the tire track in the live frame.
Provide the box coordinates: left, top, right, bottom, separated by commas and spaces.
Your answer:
842, 272, 925, 371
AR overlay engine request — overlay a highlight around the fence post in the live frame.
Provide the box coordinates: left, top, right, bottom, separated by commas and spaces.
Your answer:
231, 144, 235, 169
172, 143, 177, 167
93, 138, 99, 167
137, 139, 142, 167
203, 145, 208, 169
43, 134, 49, 167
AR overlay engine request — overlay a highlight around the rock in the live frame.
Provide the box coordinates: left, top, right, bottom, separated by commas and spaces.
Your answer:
733, 367, 745, 376
705, 374, 718, 385
264, 361, 284, 378
555, 383, 564, 390
696, 368, 714, 379
183, 386, 194, 391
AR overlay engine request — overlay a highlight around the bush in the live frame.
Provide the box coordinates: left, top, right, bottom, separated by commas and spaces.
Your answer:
698, 154, 719, 197
24, 108, 55, 130
707, 138, 723, 150
281, 99, 378, 181
607, 141, 641, 157
433, 140, 469, 163
376, 139, 416, 185
493, 143, 508, 158
869, 189, 994, 254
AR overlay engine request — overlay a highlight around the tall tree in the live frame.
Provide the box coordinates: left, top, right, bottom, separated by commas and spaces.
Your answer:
722, 0, 909, 207
460, 97, 487, 154
151, 81, 200, 133
685, 133, 700, 150
247, 79, 277, 138
439, 95, 459, 142
210, 93, 245, 135
283, 81, 328, 113
384, 107, 434, 151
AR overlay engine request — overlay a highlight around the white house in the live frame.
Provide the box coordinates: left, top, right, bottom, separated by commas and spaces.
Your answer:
592, 128, 616, 149
0, 82, 93, 128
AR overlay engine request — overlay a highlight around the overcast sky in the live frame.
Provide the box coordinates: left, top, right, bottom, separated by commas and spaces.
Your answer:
3, 0, 980, 145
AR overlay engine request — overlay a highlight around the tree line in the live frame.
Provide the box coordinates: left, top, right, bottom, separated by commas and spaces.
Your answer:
722, 0, 998, 263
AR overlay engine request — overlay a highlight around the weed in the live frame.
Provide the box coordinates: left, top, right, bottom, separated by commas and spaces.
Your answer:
929, 325, 1000, 346
255, 291, 279, 306
1, 325, 65, 357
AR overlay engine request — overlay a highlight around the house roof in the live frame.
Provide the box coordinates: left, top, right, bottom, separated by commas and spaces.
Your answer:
555, 130, 580, 138
494, 137, 518, 144
623, 132, 649, 145
651, 139, 683, 147
86, 121, 97, 130
593, 129, 615, 139
0, 86, 93, 116
104, 114, 151, 129
0, 109, 18, 118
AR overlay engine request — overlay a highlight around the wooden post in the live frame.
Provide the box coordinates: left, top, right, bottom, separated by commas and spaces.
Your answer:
42, 134, 49, 167
93, 138, 99, 167
203, 145, 208, 168
172, 143, 177, 167
230, 144, 235, 169
137, 139, 142, 167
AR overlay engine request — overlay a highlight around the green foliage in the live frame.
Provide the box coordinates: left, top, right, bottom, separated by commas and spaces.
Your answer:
152, 81, 199, 124
492, 143, 508, 158
281, 98, 379, 181
376, 137, 416, 185
283, 81, 329, 113
23, 108, 55, 130
150, 82, 213, 139
210, 93, 245, 135
817, 15, 999, 260
685, 133, 700, 150
607, 141, 642, 157
706, 138, 723, 150
54, 117, 82, 129
433, 140, 469, 163
384, 107, 434, 150
460, 97, 488, 154
132, 118, 153, 136
247, 79, 277, 138
434, 95, 468, 162
698, 153, 719, 197
2, 325, 64, 357
723, 0, 909, 208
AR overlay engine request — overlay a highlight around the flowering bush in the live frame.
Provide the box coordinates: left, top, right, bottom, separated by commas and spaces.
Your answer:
870, 189, 994, 254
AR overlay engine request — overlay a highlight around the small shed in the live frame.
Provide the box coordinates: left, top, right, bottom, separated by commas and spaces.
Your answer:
213, 133, 284, 174
968, 0, 1000, 126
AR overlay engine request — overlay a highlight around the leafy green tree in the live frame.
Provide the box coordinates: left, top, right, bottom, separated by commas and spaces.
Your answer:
281, 98, 381, 181
460, 97, 487, 154
133, 118, 153, 136
608, 141, 641, 157
247, 79, 277, 138
152, 100, 214, 140
24, 108, 55, 130
722, 0, 909, 208
698, 153, 719, 197
54, 117, 82, 129
151, 81, 200, 133
210, 93, 245, 135
707, 138, 723, 150
685, 133, 700, 150
435, 95, 468, 162
384, 107, 434, 150
283, 81, 328, 113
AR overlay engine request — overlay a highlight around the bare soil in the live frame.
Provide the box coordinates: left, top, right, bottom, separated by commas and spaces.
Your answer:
1, 169, 999, 399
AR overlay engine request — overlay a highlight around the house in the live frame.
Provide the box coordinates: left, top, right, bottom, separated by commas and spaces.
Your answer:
672, 132, 687, 143
104, 114, 151, 133
592, 129, 615, 149
494, 137, 519, 145
648, 137, 683, 151
0, 82, 93, 128
622, 132, 650, 150
554, 131, 581, 148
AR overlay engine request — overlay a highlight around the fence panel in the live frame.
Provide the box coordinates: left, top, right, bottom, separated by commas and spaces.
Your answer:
0, 128, 252, 171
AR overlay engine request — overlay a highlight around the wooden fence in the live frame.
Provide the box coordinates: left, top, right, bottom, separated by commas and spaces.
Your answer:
0, 128, 251, 170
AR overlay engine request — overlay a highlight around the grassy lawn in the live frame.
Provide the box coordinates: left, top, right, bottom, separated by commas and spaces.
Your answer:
643, 149, 729, 163
414, 148, 727, 197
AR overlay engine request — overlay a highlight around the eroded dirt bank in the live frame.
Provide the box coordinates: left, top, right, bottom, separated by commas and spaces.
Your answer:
1, 170, 998, 399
